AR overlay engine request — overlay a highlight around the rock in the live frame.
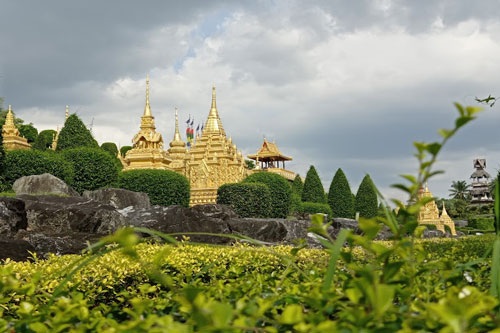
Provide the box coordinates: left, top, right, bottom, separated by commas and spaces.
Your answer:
83, 188, 151, 210
423, 229, 445, 238
0, 197, 27, 237
15, 230, 103, 257
228, 218, 289, 243
13, 173, 79, 196
0, 238, 35, 261
331, 218, 359, 232
455, 220, 468, 228
18, 195, 128, 234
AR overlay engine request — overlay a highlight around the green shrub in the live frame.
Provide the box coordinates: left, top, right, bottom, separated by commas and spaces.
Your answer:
422, 224, 437, 230
444, 225, 452, 234
101, 142, 118, 156
327, 168, 355, 218
242, 172, 292, 218
291, 174, 303, 197
33, 129, 57, 150
4, 150, 74, 185
56, 114, 98, 151
62, 148, 118, 193
118, 169, 190, 207
468, 217, 494, 230
18, 124, 38, 143
355, 174, 378, 219
120, 146, 133, 157
217, 183, 271, 218
290, 192, 302, 213
297, 201, 332, 217
301, 165, 326, 204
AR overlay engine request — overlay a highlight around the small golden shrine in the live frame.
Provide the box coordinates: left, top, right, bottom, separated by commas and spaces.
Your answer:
417, 184, 456, 235
2, 105, 31, 151
121, 75, 171, 170
121, 78, 247, 206
247, 139, 295, 181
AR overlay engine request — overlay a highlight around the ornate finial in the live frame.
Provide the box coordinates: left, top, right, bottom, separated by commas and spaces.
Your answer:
144, 74, 152, 117
211, 84, 217, 110
8, 105, 12, 112
65, 105, 69, 120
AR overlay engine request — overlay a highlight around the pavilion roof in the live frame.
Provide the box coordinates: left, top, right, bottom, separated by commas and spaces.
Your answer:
247, 139, 292, 161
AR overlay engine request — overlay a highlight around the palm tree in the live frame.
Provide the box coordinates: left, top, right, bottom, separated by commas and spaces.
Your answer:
449, 180, 470, 200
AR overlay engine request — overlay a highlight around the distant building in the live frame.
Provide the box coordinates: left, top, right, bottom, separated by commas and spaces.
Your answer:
247, 138, 295, 181
417, 184, 456, 235
469, 159, 493, 205
2, 105, 31, 151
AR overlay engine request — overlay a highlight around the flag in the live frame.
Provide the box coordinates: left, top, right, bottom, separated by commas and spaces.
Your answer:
196, 124, 200, 132
201, 124, 204, 132
186, 115, 190, 125
190, 119, 194, 126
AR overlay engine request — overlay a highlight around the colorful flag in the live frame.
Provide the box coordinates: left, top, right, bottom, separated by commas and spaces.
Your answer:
186, 115, 190, 125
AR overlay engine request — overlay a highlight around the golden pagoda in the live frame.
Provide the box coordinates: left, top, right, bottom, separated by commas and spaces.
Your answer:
121, 75, 171, 170
2, 105, 31, 151
247, 138, 295, 181
121, 79, 247, 205
417, 184, 457, 235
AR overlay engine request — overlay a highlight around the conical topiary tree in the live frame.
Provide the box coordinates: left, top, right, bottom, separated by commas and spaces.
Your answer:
328, 168, 355, 218
291, 174, 303, 197
301, 165, 326, 204
355, 174, 378, 219
56, 114, 98, 151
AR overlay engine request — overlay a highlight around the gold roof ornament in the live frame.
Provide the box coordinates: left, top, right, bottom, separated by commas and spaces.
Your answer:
170, 107, 185, 147
65, 105, 69, 120
202, 85, 226, 136
247, 138, 292, 161
2, 105, 31, 151
144, 74, 152, 117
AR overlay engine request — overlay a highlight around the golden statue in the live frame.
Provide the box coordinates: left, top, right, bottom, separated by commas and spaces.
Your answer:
247, 138, 295, 181
2, 105, 31, 151
121, 78, 247, 205
417, 184, 456, 235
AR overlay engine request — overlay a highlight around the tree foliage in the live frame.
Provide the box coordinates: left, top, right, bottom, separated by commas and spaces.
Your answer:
217, 183, 271, 218
449, 180, 471, 201
56, 114, 98, 151
244, 159, 255, 170
18, 124, 38, 143
291, 174, 303, 197
301, 165, 326, 204
101, 142, 119, 157
328, 168, 355, 218
33, 130, 57, 151
242, 172, 292, 218
355, 174, 378, 219
120, 146, 133, 157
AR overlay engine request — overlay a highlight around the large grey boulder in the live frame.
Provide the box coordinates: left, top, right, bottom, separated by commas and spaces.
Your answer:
83, 188, 151, 210
455, 220, 468, 228
0, 197, 28, 237
13, 173, 79, 197
0, 238, 35, 261
18, 195, 128, 234
228, 218, 289, 243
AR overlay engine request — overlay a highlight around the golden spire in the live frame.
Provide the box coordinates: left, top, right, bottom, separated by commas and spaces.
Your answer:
65, 105, 69, 120
203, 85, 226, 136
5, 105, 15, 127
144, 74, 152, 117
169, 107, 185, 148
441, 203, 449, 216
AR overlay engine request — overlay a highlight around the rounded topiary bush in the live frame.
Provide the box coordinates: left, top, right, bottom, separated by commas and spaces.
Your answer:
217, 183, 271, 218
120, 146, 132, 157
118, 169, 190, 207
101, 142, 118, 156
328, 168, 355, 219
62, 147, 118, 193
4, 150, 74, 185
355, 174, 378, 219
298, 202, 333, 217
242, 172, 292, 218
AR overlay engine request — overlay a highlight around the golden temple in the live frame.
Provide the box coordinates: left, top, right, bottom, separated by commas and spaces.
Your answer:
417, 184, 456, 235
247, 138, 295, 181
120, 77, 248, 206
2, 105, 31, 151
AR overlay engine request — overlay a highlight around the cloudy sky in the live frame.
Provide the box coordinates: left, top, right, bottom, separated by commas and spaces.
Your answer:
1, 0, 500, 201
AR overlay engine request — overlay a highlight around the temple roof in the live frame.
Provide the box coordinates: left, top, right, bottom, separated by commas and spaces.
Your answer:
247, 138, 292, 161
470, 169, 490, 179
202, 86, 226, 137
169, 108, 186, 148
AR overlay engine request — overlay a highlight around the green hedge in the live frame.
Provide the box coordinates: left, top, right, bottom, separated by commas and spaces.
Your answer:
302, 166, 326, 204
62, 148, 118, 193
118, 169, 190, 207
468, 217, 494, 230
242, 172, 292, 218
297, 201, 332, 217
3, 150, 74, 185
355, 174, 378, 219
327, 168, 355, 218
33, 129, 57, 150
217, 183, 271, 218
56, 114, 98, 151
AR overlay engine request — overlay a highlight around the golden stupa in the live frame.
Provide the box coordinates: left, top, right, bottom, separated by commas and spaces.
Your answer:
417, 184, 456, 235
2, 105, 31, 151
247, 138, 295, 181
120, 77, 247, 206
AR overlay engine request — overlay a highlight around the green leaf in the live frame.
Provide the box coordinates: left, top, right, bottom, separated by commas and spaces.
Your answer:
322, 229, 350, 292
465, 106, 483, 116
359, 218, 381, 239
425, 142, 441, 156
400, 174, 417, 184
280, 304, 303, 325
455, 116, 474, 129
382, 262, 404, 282
491, 238, 500, 298
454, 102, 465, 117
438, 128, 454, 139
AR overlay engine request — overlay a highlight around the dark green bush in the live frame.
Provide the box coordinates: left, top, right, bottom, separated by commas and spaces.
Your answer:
56, 114, 98, 151
468, 217, 494, 230
120, 146, 133, 157
18, 124, 38, 143
302, 166, 326, 204
297, 201, 332, 217
118, 169, 190, 207
327, 168, 355, 218
101, 142, 118, 156
33, 129, 57, 150
290, 192, 302, 213
444, 225, 452, 234
217, 183, 271, 218
4, 150, 74, 185
291, 174, 303, 197
355, 174, 378, 219
422, 224, 437, 230
62, 148, 118, 193
242, 172, 292, 218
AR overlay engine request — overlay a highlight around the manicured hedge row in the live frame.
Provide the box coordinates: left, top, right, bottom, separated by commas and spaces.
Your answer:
217, 183, 271, 218
62, 147, 118, 194
4, 150, 74, 185
468, 217, 494, 230
242, 172, 291, 218
118, 169, 190, 207
297, 201, 333, 217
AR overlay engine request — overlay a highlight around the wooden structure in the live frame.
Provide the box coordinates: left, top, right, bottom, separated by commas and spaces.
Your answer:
469, 159, 493, 205
247, 139, 295, 181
